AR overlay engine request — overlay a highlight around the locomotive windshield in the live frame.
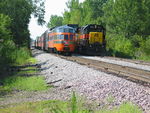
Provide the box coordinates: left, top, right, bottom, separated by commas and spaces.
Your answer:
64, 28, 74, 33
55, 26, 75, 33
81, 25, 104, 34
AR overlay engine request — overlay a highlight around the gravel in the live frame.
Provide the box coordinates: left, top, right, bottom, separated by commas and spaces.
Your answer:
0, 49, 150, 113
35, 50, 150, 113
79, 56, 150, 71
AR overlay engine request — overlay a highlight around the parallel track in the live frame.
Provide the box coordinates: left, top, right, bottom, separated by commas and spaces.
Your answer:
55, 54, 150, 87
103, 56, 150, 66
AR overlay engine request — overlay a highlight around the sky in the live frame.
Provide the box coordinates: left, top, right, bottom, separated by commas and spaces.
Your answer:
28, 0, 85, 40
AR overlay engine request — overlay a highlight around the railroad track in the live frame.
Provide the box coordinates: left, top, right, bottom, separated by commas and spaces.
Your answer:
55, 54, 150, 87
104, 56, 150, 66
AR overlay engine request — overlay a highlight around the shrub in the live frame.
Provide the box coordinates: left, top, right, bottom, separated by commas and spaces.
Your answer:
135, 36, 150, 61
13, 47, 31, 65
106, 34, 134, 58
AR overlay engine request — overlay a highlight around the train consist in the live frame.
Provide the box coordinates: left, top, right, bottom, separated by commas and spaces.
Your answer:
35, 24, 106, 55
35, 25, 76, 55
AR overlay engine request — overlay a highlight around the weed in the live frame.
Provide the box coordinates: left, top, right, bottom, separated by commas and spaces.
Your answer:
0, 96, 142, 113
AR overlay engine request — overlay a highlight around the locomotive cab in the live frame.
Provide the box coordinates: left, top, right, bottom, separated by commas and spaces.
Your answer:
47, 25, 76, 55
77, 24, 106, 55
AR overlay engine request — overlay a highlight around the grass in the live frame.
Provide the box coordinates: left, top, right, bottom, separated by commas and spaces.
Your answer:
0, 57, 48, 92
0, 75, 48, 91
26, 58, 38, 64
0, 100, 68, 113
17, 66, 37, 75
0, 94, 142, 113
96, 102, 142, 113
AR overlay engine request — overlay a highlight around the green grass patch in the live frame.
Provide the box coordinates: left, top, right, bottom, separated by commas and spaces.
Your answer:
0, 57, 48, 92
17, 67, 37, 75
0, 100, 68, 113
96, 102, 142, 113
0, 75, 48, 91
26, 58, 38, 64
0, 97, 142, 113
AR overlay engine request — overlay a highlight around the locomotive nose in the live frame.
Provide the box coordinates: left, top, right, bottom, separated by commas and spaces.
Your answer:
63, 41, 69, 46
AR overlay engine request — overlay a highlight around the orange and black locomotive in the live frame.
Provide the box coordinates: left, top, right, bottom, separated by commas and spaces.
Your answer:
35, 24, 106, 55
75, 24, 106, 55
35, 25, 76, 55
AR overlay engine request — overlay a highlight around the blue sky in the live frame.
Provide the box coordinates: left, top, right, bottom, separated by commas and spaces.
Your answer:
29, 0, 85, 40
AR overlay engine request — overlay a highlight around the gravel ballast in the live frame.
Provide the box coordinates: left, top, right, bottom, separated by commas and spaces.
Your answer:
35, 50, 150, 112
80, 56, 150, 71
0, 50, 150, 113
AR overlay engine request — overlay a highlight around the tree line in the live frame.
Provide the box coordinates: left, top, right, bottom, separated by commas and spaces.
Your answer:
0, 0, 45, 73
48, 0, 150, 60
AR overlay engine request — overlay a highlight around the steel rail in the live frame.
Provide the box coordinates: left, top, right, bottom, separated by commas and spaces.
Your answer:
55, 54, 150, 86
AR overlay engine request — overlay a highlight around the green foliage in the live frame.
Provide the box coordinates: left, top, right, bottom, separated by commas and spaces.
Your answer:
71, 92, 77, 113
0, 14, 11, 40
103, 0, 150, 36
0, 0, 45, 73
0, 0, 45, 47
12, 47, 31, 65
102, 0, 150, 60
63, 0, 83, 25
96, 102, 142, 113
106, 34, 134, 58
0, 98, 142, 113
0, 14, 15, 67
140, 37, 150, 56
135, 36, 150, 60
26, 58, 38, 64
47, 15, 63, 28
1, 76, 48, 91
82, 0, 108, 25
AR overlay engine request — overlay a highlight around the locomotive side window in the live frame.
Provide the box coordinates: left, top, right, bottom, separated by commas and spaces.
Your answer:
54, 35, 57, 40
60, 35, 64, 39
70, 35, 73, 40
64, 35, 68, 40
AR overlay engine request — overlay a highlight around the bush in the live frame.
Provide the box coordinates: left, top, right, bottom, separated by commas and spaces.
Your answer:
0, 14, 14, 68
135, 36, 150, 61
106, 34, 134, 58
13, 47, 31, 65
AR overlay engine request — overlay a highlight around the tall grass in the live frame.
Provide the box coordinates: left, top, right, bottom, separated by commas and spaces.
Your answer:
12, 47, 31, 65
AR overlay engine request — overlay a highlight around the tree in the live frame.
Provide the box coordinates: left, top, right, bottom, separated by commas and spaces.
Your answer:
47, 15, 63, 28
0, 0, 45, 47
63, 0, 83, 25
81, 0, 108, 25
0, 14, 15, 67
103, 0, 150, 37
